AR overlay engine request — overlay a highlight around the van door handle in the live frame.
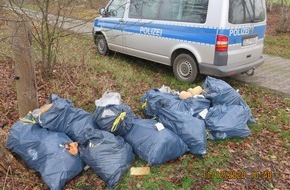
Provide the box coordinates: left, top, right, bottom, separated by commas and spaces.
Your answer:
119, 19, 124, 23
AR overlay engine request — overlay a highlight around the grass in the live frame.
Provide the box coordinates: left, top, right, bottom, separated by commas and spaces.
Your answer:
272, 0, 290, 3
264, 33, 290, 58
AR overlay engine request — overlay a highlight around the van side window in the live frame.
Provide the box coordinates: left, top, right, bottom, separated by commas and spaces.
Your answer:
142, 0, 159, 19
129, 0, 142, 18
129, 0, 159, 19
180, 0, 208, 23
229, 0, 266, 24
159, 0, 182, 21
107, 0, 126, 18
129, 0, 208, 23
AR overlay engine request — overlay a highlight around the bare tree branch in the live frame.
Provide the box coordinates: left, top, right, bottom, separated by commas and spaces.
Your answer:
5, 0, 95, 78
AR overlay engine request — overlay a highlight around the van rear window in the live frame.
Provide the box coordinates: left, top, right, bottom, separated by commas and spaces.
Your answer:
129, 0, 208, 23
229, 0, 266, 24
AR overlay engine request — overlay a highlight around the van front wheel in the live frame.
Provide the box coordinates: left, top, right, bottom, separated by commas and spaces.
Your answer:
173, 54, 198, 83
95, 35, 109, 55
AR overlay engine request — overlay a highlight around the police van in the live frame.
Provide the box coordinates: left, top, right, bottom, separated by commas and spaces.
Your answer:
93, 0, 267, 82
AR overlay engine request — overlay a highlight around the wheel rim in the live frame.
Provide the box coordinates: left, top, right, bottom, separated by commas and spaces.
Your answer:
98, 39, 105, 52
178, 60, 192, 78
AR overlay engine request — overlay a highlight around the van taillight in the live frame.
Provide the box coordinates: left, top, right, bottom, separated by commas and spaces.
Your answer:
216, 35, 228, 52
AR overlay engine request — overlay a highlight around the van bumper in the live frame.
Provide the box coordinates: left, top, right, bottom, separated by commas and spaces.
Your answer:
198, 56, 265, 77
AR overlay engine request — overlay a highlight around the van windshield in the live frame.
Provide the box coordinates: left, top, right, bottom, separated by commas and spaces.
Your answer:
229, 0, 265, 24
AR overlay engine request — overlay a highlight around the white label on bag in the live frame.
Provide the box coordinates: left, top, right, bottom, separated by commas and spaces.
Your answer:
193, 95, 205, 99
155, 122, 165, 131
199, 109, 208, 119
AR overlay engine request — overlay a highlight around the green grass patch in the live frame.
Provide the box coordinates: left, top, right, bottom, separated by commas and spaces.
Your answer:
182, 176, 194, 189
264, 34, 290, 58
203, 151, 229, 166
203, 185, 214, 190
272, 0, 290, 4
280, 131, 290, 142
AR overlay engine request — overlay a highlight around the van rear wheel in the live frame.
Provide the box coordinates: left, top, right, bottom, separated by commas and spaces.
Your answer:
95, 35, 109, 55
173, 53, 198, 83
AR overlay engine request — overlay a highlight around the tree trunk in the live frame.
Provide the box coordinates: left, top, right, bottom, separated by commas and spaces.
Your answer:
9, 20, 39, 117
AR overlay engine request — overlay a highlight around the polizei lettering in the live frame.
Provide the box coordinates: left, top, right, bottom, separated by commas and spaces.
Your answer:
140, 27, 163, 37
229, 27, 253, 36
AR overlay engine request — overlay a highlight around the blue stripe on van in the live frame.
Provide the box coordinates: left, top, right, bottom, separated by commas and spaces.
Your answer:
217, 25, 267, 45
124, 21, 217, 45
95, 19, 266, 45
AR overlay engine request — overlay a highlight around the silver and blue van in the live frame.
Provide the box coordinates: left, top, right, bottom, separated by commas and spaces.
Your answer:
93, 0, 267, 82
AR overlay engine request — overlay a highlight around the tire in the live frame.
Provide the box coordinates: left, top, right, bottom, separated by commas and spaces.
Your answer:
173, 53, 199, 83
95, 35, 109, 55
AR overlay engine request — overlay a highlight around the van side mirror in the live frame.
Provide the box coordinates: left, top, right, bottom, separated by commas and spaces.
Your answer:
99, 8, 106, 16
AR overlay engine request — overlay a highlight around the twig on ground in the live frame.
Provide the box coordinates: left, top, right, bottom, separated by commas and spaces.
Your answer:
64, 69, 77, 88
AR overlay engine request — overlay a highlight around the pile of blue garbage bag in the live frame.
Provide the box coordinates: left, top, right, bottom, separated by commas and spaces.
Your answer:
6, 76, 254, 189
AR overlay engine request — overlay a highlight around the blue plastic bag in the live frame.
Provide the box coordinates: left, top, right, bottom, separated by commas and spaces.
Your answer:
124, 118, 187, 165
205, 104, 251, 140
141, 89, 180, 117
202, 76, 241, 105
34, 94, 97, 144
7, 115, 84, 190
202, 76, 255, 123
163, 97, 211, 118
92, 104, 135, 136
141, 89, 210, 118
79, 128, 134, 189
157, 108, 207, 155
